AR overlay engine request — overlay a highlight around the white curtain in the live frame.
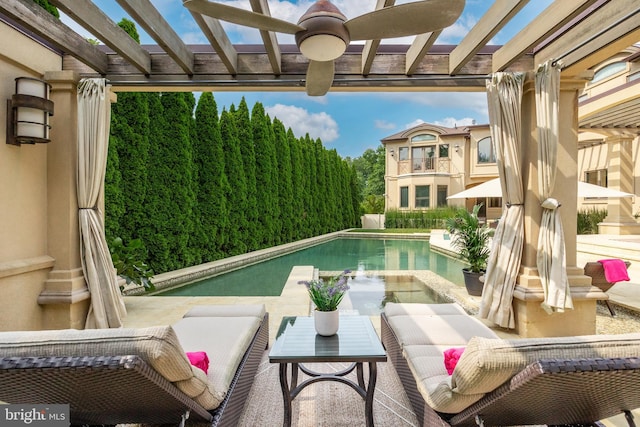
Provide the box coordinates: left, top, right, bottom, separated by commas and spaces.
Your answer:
535, 61, 573, 313
479, 72, 525, 329
78, 78, 127, 328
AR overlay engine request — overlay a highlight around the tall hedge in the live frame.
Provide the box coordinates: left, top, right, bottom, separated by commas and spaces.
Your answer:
107, 92, 362, 274
252, 104, 279, 247
233, 99, 259, 251
220, 109, 248, 256
193, 92, 229, 262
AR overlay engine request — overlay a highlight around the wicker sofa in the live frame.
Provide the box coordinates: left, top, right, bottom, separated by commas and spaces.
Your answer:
0, 304, 268, 426
381, 302, 640, 427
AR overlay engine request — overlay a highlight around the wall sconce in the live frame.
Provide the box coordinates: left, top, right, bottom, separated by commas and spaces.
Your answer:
6, 77, 54, 146
390, 148, 395, 158
454, 144, 461, 153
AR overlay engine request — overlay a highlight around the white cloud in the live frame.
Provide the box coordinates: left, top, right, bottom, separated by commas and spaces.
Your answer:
265, 104, 339, 142
434, 117, 477, 128
404, 119, 425, 129
374, 120, 396, 130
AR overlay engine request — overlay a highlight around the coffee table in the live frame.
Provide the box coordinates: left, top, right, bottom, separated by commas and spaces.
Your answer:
268, 315, 387, 427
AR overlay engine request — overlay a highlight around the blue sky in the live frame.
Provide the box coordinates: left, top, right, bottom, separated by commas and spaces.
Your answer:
63, 0, 553, 158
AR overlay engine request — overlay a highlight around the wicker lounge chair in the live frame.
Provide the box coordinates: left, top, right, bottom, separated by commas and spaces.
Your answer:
584, 260, 631, 315
0, 305, 269, 427
381, 302, 640, 427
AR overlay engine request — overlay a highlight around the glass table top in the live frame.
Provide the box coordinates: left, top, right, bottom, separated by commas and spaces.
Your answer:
269, 315, 387, 363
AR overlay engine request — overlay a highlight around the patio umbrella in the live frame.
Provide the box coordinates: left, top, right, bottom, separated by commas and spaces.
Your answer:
448, 178, 635, 199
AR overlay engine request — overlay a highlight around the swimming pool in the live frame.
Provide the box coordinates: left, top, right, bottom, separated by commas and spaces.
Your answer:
158, 238, 467, 297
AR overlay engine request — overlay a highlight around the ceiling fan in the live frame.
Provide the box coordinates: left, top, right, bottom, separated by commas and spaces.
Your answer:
184, 0, 465, 96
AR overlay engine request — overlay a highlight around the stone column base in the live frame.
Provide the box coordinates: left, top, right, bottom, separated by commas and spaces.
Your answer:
514, 266, 607, 337
38, 267, 90, 330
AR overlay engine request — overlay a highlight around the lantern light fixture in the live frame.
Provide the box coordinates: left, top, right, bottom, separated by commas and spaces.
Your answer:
6, 77, 54, 146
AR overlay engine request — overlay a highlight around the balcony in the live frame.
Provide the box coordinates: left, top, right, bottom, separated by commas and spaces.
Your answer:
397, 157, 451, 175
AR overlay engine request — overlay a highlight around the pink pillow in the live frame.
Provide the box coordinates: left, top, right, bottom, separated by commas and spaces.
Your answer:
186, 351, 209, 374
443, 347, 465, 375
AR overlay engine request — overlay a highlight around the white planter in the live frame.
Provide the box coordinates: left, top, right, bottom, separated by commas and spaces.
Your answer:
314, 309, 339, 336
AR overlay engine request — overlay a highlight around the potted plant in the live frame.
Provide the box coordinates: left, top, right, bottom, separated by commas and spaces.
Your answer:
445, 204, 493, 296
299, 270, 351, 336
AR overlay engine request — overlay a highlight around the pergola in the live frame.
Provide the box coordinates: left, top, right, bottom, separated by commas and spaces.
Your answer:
1, 0, 638, 96
1, 0, 639, 335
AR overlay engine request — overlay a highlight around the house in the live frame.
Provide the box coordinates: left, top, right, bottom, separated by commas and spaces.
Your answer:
381, 122, 502, 221
381, 46, 640, 233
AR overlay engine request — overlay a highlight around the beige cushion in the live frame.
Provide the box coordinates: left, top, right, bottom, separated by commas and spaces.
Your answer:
452, 333, 640, 396
388, 314, 498, 347
0, 326, 220, 408
172, 315, 262, 408
183, 304, 265, 319
404, 345, 485, 414
385, 302, 467, 318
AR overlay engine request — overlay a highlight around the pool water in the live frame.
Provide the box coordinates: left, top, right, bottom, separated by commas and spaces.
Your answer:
343, 274, 449, 315
158, 238, 466, 297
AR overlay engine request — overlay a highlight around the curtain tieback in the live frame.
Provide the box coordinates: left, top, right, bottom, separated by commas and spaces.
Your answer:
541, 198, 561, 210
79, 206, 99, 211
506, 202, 523, 208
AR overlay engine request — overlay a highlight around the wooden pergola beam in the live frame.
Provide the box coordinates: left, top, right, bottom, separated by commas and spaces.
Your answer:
249, 0, 281, 75
116, 0, 194, 75
449, 0, 528, 75
535, 0, 640, 75
406, 32, 441, 75
0, 0, 108, 74
51, 0, 151, 75
361, 0, 395, 76
492, 0, 600, 72
189, 13, 238, 75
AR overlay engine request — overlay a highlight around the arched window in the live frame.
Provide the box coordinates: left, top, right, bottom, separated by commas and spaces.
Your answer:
411, 134, 436, 143
591, 62, 626, 83
477, 137, 495, 164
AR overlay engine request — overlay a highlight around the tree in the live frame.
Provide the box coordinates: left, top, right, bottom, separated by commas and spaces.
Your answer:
193, 92, 229, 262
273, 118, 293, 242
252, 104, 279, 247
233, 99, 259, 251
220, 109, 248, 255
33, 0, 59, 18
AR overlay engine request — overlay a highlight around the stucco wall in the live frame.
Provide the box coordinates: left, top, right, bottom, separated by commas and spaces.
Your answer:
0, 22, 62, 330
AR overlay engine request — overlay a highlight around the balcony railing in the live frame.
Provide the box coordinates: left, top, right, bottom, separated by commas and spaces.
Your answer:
397, 157, 450, 174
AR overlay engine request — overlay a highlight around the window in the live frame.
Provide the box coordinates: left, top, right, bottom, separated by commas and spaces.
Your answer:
592, 62, 626, 83
412, 146, 436, 171
398, 147, 409, 160
488, 197, 502, 208
411, 134, 436, 143
400, 186, 409, 208
437, 185, 448, 207
439, 144, 449, 158
415, 185, 430, 208
477, 137, 495, 164
585, 169, 607, 187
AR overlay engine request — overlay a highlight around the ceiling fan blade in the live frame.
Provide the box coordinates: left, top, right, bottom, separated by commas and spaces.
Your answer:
306, 60, 335, 96
183, 0, 304, 34
345, 0, 465, 40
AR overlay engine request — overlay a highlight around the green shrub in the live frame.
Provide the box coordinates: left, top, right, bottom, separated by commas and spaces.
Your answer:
577, 207, 607, 234
108, 237, 154, 293
385, 207, 458, 229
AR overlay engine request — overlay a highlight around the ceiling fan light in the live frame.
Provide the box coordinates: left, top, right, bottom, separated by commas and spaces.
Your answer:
299, 34, 346, 61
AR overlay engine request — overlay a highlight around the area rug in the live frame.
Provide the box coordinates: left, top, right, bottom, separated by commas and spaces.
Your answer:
238, 351, 419, 427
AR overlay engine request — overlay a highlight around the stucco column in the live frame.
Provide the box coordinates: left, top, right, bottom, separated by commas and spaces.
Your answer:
598, 135, 640, 234
38, 70, 90, 329
514, 75, 605, 337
